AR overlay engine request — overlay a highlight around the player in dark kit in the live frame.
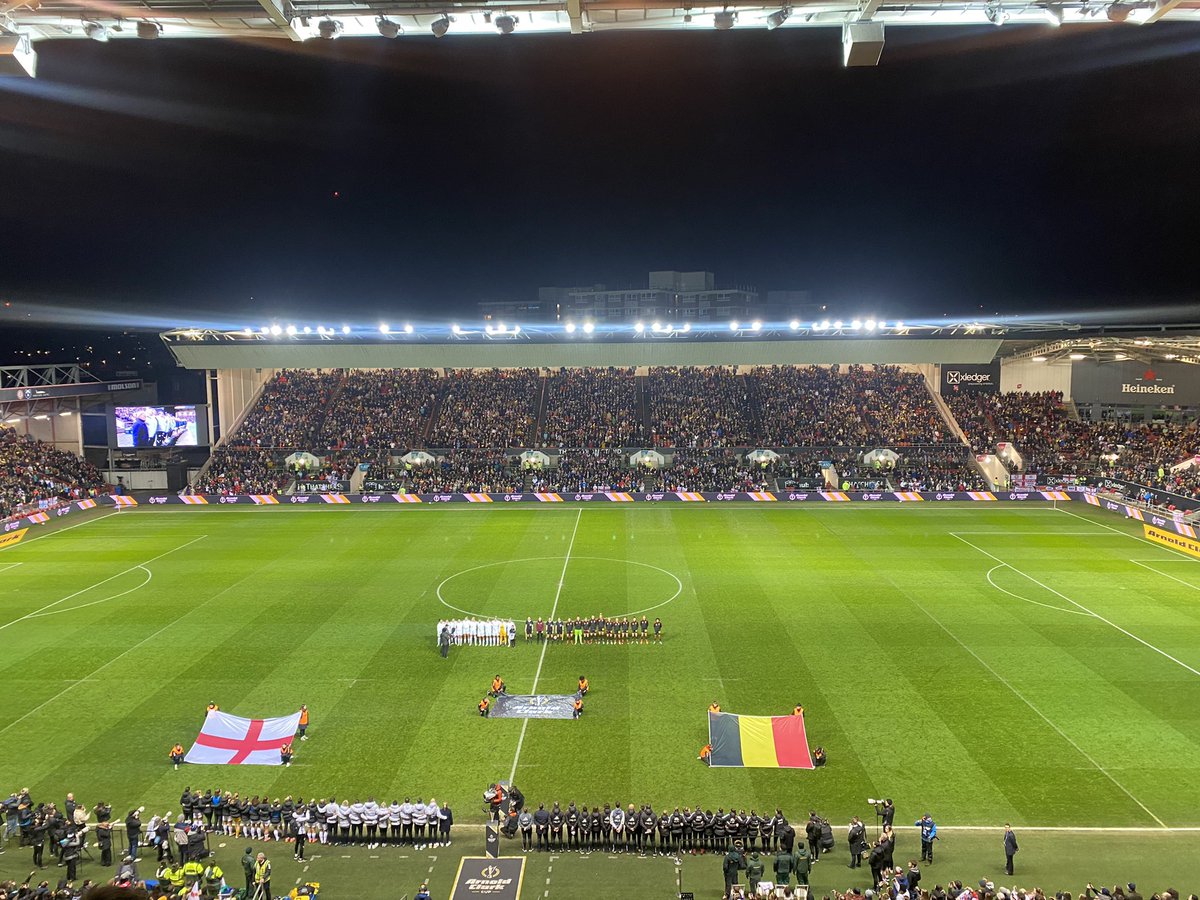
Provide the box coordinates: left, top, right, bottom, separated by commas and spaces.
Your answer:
640, 616, 649, 643
653, 618, 663, 643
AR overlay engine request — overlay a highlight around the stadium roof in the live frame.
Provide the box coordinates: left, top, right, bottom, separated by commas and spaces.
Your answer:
3, 0, 1197, 68
159, 318, 1200, 369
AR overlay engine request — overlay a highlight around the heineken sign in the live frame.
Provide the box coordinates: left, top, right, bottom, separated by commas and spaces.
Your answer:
1071, 361, 1200, 405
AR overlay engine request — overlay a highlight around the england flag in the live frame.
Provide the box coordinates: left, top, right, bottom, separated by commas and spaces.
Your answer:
184, 710, 302, 766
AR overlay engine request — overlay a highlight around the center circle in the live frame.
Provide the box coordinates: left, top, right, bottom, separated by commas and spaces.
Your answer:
435, 555, 682, 620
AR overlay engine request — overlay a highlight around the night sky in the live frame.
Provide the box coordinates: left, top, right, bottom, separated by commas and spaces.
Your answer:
2, 23, 1199, 346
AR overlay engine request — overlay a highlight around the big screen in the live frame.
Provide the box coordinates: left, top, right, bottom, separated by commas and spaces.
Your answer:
115, 405, 200, 448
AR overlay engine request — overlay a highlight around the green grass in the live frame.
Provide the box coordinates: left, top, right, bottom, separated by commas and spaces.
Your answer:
2, 502, 1200, 894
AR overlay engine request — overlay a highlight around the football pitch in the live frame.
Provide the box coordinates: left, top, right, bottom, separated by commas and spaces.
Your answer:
3, 500, 1200, 839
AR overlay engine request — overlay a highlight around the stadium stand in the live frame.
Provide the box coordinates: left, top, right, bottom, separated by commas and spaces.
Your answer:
193, 448, 294, 496
0, 425, 104, 520
540, 368, 640, 449
232, 370, 342, 449
318, 369, 438, 450
648, 366, 755, 448
427, 368, 541, 449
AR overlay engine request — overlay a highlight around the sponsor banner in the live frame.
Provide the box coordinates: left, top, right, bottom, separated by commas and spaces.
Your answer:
1071, 359, 1200, 405
26, 512, 50, 524
940, 362, 1000, 394
1142, 524, 1200, 559
1088, 477, 1200, 514
121, 490, 1097, 507
75, 499, 98, 510
110, 495, 139, 507
0, 528, 28, 550
0, 378, 142, 403
450, 857, 525, 900
1125, 505, 1145, 521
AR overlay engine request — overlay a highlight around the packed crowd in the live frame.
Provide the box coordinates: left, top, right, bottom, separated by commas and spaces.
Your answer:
754, 365, 946, 447
234, 370, 342, 448
427, 368, 541, 449
540, 368, 640, 448
649, 366, 755, 448
192, 449, 292, 495
891, 448, 988, 493
317, 369, 437, 450
664, 448, 773, 492
531, 450, 644, 493
403, 449, 523, 494
0, 428, 103, 521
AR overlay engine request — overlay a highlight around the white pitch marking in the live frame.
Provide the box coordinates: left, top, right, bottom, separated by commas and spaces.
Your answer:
952, 532, 1200, 679
1129, 559, 1200, 591
0, 534, 206, 632
27, 565, 152, 618
0, 562, 23, 573
509, 508, 582, 784
1056, 505, 1200, 557
906, 589, 1168, 829
6, 510, 120, 547
984, 565, 1093, 617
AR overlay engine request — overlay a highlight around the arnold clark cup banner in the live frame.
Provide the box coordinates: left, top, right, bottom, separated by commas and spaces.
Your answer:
450, 857, 525, 900
940, 362, 1000, 394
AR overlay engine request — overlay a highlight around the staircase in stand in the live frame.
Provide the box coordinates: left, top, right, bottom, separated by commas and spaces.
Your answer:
636, 373, 652, 445
533, 373, 549, 445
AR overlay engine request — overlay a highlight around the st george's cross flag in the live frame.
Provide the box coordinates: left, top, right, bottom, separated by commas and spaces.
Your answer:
184, 710, 302, 766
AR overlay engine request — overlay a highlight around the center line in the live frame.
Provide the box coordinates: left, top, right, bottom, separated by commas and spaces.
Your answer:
509, 507, 582, 783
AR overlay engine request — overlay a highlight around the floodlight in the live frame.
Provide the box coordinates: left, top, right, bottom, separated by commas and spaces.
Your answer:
1069, 353, 1086, 360
635, 322, 645, 333
652, 321, 663, 332
377, 17, 401, 37
1032, 356, 1048, 362
665, 323, 674, 333
244, 328, 255, 336
341, 325, 351, 334
729, 320, 739, 331
1164, 354, 1177, 360
404, 323, 414, 333
895, 321, 904, 330
303, 326, 312, 334
431, 15, 451, 37
59, 411, 73, 417
984, 3, 1009, 24
136, 21, 161, 38
819, 320, 830, 330
317, 19, 343, 38
833, 320, 843, 329
85, 22, 109, 41
565, 322, 577, 333
714, 10, 737, 29
865, 319, 877, 331
485, 324, 495, 335
259, 326, 270, 334
583, 321, 595, 334
495, 13, 517, 33
452, 323, 462, 334
751, 320, 762, 331
512, 324, 521, 334
681, 322, 691, 333
850, 319, 862, 329
1114, 353, 1128, 360
380, 324, 391, 334
789, 319, 801, 330
766, 7, 790, 29
269, 324, 283, 336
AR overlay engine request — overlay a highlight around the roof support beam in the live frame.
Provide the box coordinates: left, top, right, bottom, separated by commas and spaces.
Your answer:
255, 0, 303, 39
855, 0, 883, 20
1143, 0, 1182, 22
566, 0, 583, 32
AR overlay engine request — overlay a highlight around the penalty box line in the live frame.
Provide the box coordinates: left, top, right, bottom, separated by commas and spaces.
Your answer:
950, 533, 1200, 680
509, 508, 583, 785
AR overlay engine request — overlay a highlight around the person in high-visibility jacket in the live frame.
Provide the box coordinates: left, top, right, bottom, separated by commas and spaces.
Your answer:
490, 676, 505, 697
572, 697, 583, 718
709, 702, 721, 714
699, 744, 712, 765
478, 697, 490, 717
181, 857, 205, 888
280, 743, 293, 767
792, 704, 804, 717
169, 743, 185, 769
297, 705, 310, 741
578, 676, 589, 696
253, 853, 272, 900
206, 702, 219, 716
202, 862, 225, 897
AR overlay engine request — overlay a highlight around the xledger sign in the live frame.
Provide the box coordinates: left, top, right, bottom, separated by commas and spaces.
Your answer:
450, 857, 525, 900
940, 362, 999, 394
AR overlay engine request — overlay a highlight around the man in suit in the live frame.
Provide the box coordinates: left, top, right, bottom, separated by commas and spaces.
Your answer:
848, 816, 868, 869
1003, 824, 1019, 876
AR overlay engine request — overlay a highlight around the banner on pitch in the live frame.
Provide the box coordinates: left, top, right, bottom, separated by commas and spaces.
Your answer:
708, 711, 813, 769
184, 710, 302, 765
